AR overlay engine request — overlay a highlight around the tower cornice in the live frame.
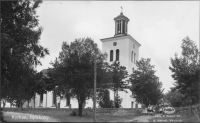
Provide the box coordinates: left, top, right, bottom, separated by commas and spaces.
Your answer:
114, 13, 130, 22
100, 34, 141, 47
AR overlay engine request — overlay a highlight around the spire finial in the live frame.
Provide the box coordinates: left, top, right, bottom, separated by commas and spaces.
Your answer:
121, 6, 123, 14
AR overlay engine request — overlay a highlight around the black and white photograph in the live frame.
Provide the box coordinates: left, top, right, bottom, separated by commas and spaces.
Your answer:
1, 0, 200, 122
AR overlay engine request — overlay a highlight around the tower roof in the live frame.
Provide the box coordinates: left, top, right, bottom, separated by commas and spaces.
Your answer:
114, 12, 129, 22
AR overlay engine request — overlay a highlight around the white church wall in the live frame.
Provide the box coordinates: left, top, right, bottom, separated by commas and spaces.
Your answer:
118, 89, 133, 108
22, 101, 28, 108
102, 38, 130, 67
102, 37, 134, 108
127, 38, 140, 74
85, 98, 96, 108
43, 93, 47, 107
59, 99, 66, 108
70, 98, 78, 108
47, 93, 52, 107
109, 89, 134, 108
30, 98, 34, 108
35, 94, 40, 107
21, 90, 96, 108
1, 101, 11, 108
42, 92, 52, 108
101, 36, 143, 108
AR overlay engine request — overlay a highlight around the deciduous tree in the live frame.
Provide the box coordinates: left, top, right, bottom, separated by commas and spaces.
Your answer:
164, 88, 185, 107
1, 0, 49, 107
50, 38, 109, 116
169, 36, 199, 106
129, 58, 163, 107
108, 61, 129, 108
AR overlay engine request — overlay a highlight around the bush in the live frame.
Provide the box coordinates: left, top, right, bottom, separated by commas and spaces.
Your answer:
70, 109, 93, 117
70, 109, 78, 116
83, 109, 93, 117
98, 90, 113, 108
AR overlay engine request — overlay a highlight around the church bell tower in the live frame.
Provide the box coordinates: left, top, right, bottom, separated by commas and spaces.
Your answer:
100, 10, 141, 108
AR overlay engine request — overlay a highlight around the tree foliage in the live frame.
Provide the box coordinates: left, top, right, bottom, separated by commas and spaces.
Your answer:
129, 58, 163, 107
98, 89, 122, 108
114, 93, 122, 108
50, 38, 110, 116
1, 0, 49, 107
169, 36, 199, 105
98, 89, 113, 108
108, 61, 129, 92
108, 61, 128, 108
164, 88, 185, 107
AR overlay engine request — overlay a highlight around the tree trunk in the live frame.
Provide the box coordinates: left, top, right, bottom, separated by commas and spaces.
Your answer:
53, 91, 57, 108
55, 102, 57, 108
34, 94, 35, 108
78, 102, 83, 116
116, 90, 118, 108
3, 99, 6, 108
20, 101, 23, 109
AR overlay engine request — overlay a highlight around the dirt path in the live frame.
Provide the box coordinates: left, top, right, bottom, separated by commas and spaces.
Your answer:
3, 111, 60, 122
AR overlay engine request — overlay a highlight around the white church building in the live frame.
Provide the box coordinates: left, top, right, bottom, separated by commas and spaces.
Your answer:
101, 11, 141, 108
22, 12, 142, 109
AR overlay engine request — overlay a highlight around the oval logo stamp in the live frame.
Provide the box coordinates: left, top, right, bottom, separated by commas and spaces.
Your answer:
163, 107, 175, 114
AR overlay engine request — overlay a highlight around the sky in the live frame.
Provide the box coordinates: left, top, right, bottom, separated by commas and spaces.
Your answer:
36, 1, 199, 93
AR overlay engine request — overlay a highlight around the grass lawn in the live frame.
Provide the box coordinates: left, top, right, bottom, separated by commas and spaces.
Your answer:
4, 110, 139, 122
96, 115, 138, 122
149, 112, 199, 122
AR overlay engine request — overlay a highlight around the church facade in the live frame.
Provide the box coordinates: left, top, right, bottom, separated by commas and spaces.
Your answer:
100, 12, 141, 108
21, 12, 141, 109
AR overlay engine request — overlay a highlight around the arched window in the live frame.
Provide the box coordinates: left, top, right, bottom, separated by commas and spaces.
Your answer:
131, 51, 133, 62
110, 50, 113, 62
116, 49, 119, 61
